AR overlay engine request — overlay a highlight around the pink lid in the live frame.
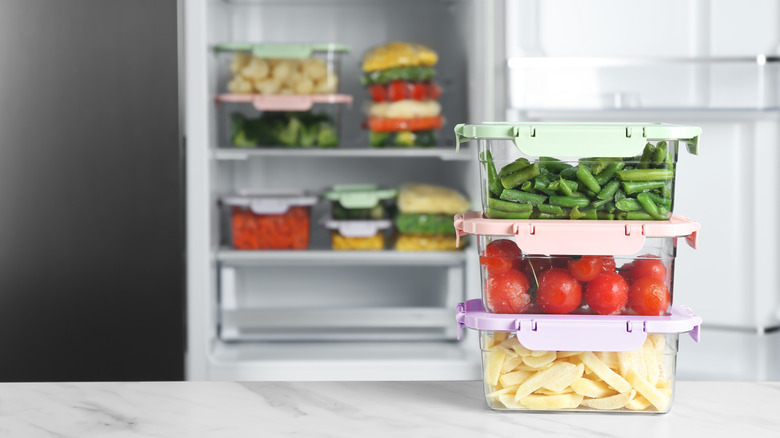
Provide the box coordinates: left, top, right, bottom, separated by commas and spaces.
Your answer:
216, 94, 353, 111
456, 299, 702, 352
454, 211, 700, 256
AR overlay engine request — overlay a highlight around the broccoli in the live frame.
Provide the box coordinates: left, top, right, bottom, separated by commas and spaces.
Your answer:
299, 123, 318, 148
278, 116, 303, 147
230, 113, 257, 147
317, 122, 339, 148
415, 130, 437, 147
369, 131, 390, 147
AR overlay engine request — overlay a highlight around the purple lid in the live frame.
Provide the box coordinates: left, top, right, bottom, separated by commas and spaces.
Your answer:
456, 299, 702, 352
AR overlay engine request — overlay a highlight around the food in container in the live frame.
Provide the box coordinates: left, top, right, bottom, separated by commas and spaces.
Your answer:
323, 185, 397, 220
362, 42, 443, 147
322, 219, 392, 251
454, 211, 700, 315
456, 299, 702, 413
394, 184, 470, 251
453, 122, 701, 220
230, 111, 339, 148
222, 191, 318, 250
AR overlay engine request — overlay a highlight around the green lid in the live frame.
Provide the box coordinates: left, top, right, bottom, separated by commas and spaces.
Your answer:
323, 184, 397, 209
214, 43, 350, 59
453, 122, 701, 157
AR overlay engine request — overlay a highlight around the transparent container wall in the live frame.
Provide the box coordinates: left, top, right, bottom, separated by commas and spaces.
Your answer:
217, 49, 343, 95
478, 235, 676, 315
479, 139, 679, 220
224, 205, 311, 250
507, 60, 780, 110
330, 231, 387, 251
219, 102, 343, 148
480, 331, 678, 413
330, 200, 394, 220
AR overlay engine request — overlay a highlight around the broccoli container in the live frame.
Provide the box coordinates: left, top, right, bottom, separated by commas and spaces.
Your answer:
215, 43, 352, 148
456, 299, 702, 413
453, 123, 701, 220
323, 185, 397, 220
454, 211, 700, 316
222, 191, 318, 250
322, 219, 393, 251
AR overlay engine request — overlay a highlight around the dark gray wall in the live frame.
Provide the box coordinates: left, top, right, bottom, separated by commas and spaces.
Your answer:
0, 0, 183, 381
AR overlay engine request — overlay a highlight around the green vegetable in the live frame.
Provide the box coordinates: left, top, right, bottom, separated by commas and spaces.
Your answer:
538, 204, 564, 214
646, 192, 672, 208
615, 198, 642, 211
636, 193, 668, 220
394, 131, 417, 147
489, 198, 534, 213
360, 66, 436, 85
617, 169, 675, 181
638, 143, 656, 169
482, 151, 503, 197
278, 116, 303, 147
597, 180, 621, 200
577, 165, 601, 193
486, 208, 532, 219
500, 189, 548, 205
498, 158, 531, 180
549, 196, 590, 208
626, 211, 654, 220
598, 212, 615, 220
501, 163, 540, 189
414, 130, 437, 147
333, 203, 386, 220
594, 162, 626, 186
395, 213, 455, 235
539, 157, 573, 173
317, 122, 339, 148
622, 181, 666, 195
369, 131, 390, 147
299, 123, 318, 148
559, 166, 579, 180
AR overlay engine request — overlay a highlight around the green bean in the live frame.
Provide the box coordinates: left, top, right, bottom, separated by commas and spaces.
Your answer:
597, 212, 615, 220
498, 158, 530, 180
501, 163, 540, 189
617, 169, 675, 181
500, 189, 548, 205
616, 212, 628, 220
626, 211, 654, 220
559, 166, 578, 180
622, 181, 666, 195
535, 211, 570, 219
661, 184, 673, 198
582, 188, 598, 198
538, 204, 565, 214
487, 208, 533, 219
559, 178, 577, 196
520, 181, 534, 192
482, 151, 503, 197
533, 175, 550, 190
591, 198, 610, 208
549, 196, 590, 208
638, 143, 656, 169
614, 189, 627, 202
660, 141, 675, 171
594, 162, 626, 186
570, 207, 598, 220
637, 193, 668, 220
570, 207, 585, 220
652, 145, 666, 167
577, 165, 601, 193
606, 201, 616, 213
539, 157, 573, 173
597, 180, 621, 200
646, 192, 672, 208
489, 198, 534, 213
615, 198, 642, 211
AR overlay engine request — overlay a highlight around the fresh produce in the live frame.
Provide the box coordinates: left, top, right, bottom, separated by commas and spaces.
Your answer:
482, 142, 676, 220
362, 42, 442, 147
397, 184, 470, 215
480, 238, 673, 315
395, 234, 460, 251
331, 232, 385, 250
231, 112, 338, 148
394, 184, 468, 251
482, 332, 672, 411
485, 270, 531, 314
332, 203, 386, 220
394, 213, 455, 235
228, 54, 338, 95
231, 206, 310, 250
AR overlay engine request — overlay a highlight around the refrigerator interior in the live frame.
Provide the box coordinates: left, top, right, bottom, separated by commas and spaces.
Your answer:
186, 0, 500, 380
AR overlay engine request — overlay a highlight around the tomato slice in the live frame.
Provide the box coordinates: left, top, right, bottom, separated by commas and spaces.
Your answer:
367, 115, 444, 133
411, 83, 428, 100
387, 80, 409, 102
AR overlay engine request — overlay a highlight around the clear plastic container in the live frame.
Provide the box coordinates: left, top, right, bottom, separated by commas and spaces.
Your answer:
222, 191, 318, 250
322, 219, 392, 251
453, 123, 701, 220
323, 185, 397, 220
216, 43, 349, 96
454, 211, 700, 316
456, 299, 702, 413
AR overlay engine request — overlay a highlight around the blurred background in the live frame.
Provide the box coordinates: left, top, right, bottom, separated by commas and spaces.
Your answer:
1, 0, 778, 382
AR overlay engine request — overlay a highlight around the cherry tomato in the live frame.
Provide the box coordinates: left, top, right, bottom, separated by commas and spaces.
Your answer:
536, 268, 582, 314
368, 84, 387, 102
387, 80, 408, 102
480, 239, 521, 276
485, 269, 531, 314
600, 256, 617, 273
630, 255, 667, 283
629, 277, 670, 316
585, 272, 629, 315
411, 83, 428, 100
568, 255, 603, 282
427, 82, 442, 100
520, 256, 567, 277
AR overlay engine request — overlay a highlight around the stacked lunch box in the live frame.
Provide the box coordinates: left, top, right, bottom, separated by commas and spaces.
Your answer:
452, 122, 703, 413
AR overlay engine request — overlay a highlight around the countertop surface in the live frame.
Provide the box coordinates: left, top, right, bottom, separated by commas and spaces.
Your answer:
0, 381, 778, 437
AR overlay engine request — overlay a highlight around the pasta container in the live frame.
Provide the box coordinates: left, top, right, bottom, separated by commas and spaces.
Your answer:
453, 122, 701, 220
456, 299, 702, 413
323, 185, 397, 220
322, 218, 392, 251
454, 211, 700, 316
222, 191, 317, 250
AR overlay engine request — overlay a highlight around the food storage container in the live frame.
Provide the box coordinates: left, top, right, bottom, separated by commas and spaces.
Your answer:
323, 185, 397, 220
362, 42, 443, 148
222, 191, 318, 250
453, 122, 701, 220
223, 105, 344, 148
394, 183, 470, 251
322, 219, 393, 250
456, 298, 702, 413
454, 211, 700, 316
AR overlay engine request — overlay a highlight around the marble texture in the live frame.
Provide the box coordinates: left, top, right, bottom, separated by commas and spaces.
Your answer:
0, 381, 778, 437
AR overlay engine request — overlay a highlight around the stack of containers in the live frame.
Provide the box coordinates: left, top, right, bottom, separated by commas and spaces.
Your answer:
452, 122, 703, 413
361, 42, 444, 148
215, 43, 352, 148
321, 185, 396, 250
394, 184, 470, 251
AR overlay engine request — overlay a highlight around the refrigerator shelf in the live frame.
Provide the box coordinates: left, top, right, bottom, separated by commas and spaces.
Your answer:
215, 247, 466, 266
213, 146, 470, 161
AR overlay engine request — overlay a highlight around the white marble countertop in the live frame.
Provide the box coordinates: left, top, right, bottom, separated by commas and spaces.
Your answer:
0, 381, 778, 437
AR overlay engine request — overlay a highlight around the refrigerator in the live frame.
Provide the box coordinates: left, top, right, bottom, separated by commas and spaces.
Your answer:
184, 0, 780, 381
